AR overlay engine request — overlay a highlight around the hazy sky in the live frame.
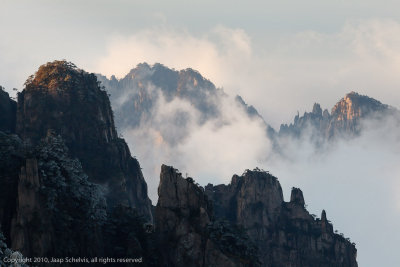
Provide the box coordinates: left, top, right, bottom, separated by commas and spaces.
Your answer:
2, 0, 400, 126
2, 1, 400, 266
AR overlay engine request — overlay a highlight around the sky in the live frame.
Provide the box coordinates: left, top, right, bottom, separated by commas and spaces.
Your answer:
2, 1, 400, 266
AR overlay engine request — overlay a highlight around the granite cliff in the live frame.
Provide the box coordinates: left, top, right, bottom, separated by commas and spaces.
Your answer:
16, 61, 152, 217
155, 165, 260, 267
153, 164, 357, 267
0, 132, 154, 264
0, 61, 154, 264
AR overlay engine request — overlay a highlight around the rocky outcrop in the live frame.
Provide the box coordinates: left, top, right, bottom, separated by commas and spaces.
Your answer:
16, 61, 152, 219
279, 103, 330, 141
279, 91, 395, 141
327, 91, 392, 138
0, 87, 16, 133
205, 169, 358, 267
155, 165, 259, 267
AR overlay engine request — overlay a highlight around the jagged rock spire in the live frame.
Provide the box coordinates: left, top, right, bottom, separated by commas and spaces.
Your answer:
290, 187, 305, 206
321, 209, 327, 221
312, 103, 322, 116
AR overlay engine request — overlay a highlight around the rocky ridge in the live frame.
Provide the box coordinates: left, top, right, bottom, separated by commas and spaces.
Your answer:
279, 91, 395, 140
205, 169, 358, 267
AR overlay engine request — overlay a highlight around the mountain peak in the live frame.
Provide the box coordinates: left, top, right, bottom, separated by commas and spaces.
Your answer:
331, 91, 388, 121
312, 103, 322, 116
279, 91, 392, 140
290, 187, 305, 206
96, 62, 226, 130
345, 91, 359, 97
24, 60, 85, 91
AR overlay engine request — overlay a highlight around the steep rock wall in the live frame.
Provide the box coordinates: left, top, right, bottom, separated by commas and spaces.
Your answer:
16, 61, 152, 219
155, 165, 259, 267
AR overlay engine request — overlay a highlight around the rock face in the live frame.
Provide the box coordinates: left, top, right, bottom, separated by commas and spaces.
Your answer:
0, 132, 22, 247
16, 61, 152, 218
0, 86, 16, 133
328, 91, 391, 137
279, 91, 395, 140
154, 165, 357, 266
0, 133, 104, 257
0, 61, 156, 263
0, 126, 153, 264
155, 165, 259, 267
8, 135, 106, 258
205, 169, 358, 267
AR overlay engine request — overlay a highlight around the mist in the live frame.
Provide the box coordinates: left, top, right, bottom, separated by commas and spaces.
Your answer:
95, 19, 400, 129
269, 114, 400, 267
1, 1, 400, 265
121, 86, 272, 202
118, 86, 400, 266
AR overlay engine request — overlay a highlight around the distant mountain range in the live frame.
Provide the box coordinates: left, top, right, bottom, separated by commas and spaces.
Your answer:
98, 63, 398, 150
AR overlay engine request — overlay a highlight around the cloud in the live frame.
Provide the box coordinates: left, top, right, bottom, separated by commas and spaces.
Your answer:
96, 19, 400, 129
95, 22, 400, 266
121, 87, 271, 203
2, 16, 397, 266
119, 81, 400, 266
94, 25, 252, 87
267, 113, 400, 267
